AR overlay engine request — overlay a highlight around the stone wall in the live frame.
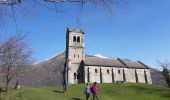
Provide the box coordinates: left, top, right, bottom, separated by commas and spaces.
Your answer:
89, 66, 101, 83
101, 67, 113, 83
68, 63, 80, 84
85, 66, 125, 83
84, 66, 88, 83
145, 69, 152, 84
84, 66, 152, 84
68, 48, 84, 63
66, 28, 152, 85
136, 69, 145, 83
66, 29, 85, 84
126, 69, 136, 83
113, 68, 124, 82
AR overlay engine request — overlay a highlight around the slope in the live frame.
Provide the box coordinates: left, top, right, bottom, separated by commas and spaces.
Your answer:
1, 83, 170, 100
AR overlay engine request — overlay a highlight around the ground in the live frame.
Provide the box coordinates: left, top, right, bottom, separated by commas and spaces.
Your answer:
0, 83, 170, 100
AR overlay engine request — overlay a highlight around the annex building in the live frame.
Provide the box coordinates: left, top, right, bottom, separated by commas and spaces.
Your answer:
64, 28, 152, 84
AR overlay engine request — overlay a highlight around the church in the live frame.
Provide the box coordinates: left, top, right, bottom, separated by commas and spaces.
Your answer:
64, 28, 152, 84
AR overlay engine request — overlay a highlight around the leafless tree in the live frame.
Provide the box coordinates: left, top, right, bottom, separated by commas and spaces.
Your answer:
0, 34, 32, 92
157, 60, 170, 70
0, 0, 129, 25
157, 60, 170, 87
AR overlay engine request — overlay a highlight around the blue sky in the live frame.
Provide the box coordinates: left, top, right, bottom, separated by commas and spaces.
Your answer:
1, 0, 170, 68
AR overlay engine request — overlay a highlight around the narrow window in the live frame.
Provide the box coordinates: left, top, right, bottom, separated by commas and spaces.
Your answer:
107, 69, 109, 74
73, 36, 76, 42
95, 69, 98, 73
118, 70, 121, 74
74, 73, 77, 79
77, 72, 80, 79
74, 54, 76, 58
77, 36, 80, 43
78, 54, 79, 58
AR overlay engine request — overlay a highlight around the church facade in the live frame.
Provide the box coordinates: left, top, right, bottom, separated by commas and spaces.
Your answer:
65, 28, 152, 84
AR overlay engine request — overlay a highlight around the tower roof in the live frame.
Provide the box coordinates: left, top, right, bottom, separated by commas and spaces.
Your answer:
67, 27, 84, 34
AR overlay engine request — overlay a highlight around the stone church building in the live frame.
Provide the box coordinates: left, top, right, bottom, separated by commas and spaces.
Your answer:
64, 28, 152, 84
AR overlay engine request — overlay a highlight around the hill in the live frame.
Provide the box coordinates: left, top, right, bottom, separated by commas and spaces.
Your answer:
9, 52, 167, 87
150, 67, 168, 87
1, 83, 170, 100
19, 52, 65, 86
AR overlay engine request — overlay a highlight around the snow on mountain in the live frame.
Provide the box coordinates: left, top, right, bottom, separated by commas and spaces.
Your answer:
94, 54, 108, 58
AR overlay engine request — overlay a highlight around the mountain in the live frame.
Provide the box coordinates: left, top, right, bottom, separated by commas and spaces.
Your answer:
19, 52, 65, 86
150, 67, 168, 87
94, 54, 108, 58
16, 52, 168, 87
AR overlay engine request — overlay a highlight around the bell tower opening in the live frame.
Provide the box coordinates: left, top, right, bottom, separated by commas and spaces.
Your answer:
77, 36, 80, 43
73, 36, 76, 42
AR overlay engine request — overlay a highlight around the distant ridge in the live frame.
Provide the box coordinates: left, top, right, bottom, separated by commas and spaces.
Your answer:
11, 52, 167, 87
149, 67, 168, 87
19, 52, 65, 86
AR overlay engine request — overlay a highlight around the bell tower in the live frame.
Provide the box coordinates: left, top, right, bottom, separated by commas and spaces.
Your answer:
65, 28, 85, 84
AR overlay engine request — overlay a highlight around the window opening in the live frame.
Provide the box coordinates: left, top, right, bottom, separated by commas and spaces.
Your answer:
74, 73, 77, 79
73, 36, 76, 42
107, 69, 109, 74
77, 36, 80, 43
95, 69, 98, 73
118, 70, 121, 74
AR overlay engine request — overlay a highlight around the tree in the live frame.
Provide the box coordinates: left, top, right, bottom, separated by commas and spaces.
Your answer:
157, 60, 170, 87
0, 0, 129, 24
0, 35, 32, 92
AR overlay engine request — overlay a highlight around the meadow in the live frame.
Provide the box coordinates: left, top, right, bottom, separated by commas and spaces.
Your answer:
0, 83, 170, 100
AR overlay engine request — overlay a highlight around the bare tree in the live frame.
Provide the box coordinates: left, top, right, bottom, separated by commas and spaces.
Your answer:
157, 60, 170, 87
0, 0, 129, 24
0, 34, 32, 92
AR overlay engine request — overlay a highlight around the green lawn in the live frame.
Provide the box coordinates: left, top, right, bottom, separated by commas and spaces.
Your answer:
0, 83, 170, 100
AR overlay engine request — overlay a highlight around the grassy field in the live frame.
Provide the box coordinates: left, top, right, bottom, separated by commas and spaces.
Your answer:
0, 83, 170, 100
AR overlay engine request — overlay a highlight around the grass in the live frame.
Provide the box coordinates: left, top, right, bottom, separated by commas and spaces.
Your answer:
0, 83, 170, 100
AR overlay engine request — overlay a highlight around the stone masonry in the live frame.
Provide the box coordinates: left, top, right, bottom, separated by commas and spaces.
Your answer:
65, 28, 152, 84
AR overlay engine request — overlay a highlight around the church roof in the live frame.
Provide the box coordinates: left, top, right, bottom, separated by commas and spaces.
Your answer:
117, 58, 149, 69
84, 55, 149, 69
84, 56, 126, 68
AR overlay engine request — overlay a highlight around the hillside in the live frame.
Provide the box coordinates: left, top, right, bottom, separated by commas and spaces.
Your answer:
19, 52, 65, 86
1, 83, 170, 100
11, 52, 167, 87
150, 67, 168, 87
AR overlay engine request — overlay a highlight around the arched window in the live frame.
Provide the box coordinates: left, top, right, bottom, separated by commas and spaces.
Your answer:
118, 70, 121, 74
77, 36, 80, 43
95, 69, 98, 73
74, 54, 76, 58
107, 69, 109, 74
73, 36, 76, 42
74, 73, 77, 79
